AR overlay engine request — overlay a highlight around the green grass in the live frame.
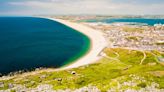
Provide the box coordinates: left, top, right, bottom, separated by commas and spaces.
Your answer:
109, 48, 144, 65
104, 48, 118, 58
0, 48, 164, 91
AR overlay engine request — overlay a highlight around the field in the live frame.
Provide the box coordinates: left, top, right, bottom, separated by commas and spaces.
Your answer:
0, 48, 164, 91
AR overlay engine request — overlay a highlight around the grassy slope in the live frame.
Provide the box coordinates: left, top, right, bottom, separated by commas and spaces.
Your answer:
0, 48, 164, 91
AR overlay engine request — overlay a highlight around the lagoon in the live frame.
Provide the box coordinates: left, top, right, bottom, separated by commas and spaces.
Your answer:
84, 18, 164, 26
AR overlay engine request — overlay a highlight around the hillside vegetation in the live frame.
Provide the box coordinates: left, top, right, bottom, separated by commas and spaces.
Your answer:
0, 48, 164, 91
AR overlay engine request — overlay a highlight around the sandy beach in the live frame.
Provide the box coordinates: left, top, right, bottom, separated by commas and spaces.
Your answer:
48, 18, 108, 70
0, 17, 107, 80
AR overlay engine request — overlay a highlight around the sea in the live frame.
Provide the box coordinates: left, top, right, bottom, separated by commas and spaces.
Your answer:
0, 17, 90, 75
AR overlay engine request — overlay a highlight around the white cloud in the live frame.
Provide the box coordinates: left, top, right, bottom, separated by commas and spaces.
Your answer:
6, 0, 164, 15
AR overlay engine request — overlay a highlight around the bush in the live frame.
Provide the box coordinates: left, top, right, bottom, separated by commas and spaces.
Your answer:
137, 82, 146, 88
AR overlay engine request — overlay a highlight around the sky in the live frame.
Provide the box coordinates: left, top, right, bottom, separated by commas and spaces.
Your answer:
0, 0, 164, 16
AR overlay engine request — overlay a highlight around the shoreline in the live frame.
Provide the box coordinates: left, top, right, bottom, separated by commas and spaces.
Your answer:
0, 17, 107, 80
48, 18, 108, 70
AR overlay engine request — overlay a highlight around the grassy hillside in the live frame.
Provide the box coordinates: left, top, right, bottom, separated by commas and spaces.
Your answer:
0, 48, 164, 91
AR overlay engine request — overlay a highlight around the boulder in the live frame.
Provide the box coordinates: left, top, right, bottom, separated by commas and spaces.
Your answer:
0, 82, 4, 88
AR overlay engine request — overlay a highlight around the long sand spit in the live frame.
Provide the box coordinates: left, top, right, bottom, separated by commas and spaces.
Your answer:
50, 18, 108, 70
0, 17, 107, 80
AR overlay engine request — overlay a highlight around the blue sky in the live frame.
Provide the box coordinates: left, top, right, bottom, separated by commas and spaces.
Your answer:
0, 0, 164, 16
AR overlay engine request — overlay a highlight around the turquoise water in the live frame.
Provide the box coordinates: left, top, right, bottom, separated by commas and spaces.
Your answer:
83, 18, 164, 26
0, 17, 90, 75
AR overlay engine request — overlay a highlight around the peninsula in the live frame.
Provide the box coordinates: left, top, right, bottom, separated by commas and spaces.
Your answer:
0, 16, 163, 92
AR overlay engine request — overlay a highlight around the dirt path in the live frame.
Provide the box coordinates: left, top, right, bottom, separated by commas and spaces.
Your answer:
101, 52, 128, 66
149, 52, 164, 65
140, 51, 146, 65
114, 52, 120, 58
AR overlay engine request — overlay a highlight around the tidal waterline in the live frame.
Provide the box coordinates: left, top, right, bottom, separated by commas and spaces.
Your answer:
0, 17, 90, 75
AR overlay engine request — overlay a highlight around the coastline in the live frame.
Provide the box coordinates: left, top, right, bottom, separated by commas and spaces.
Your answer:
0, 16, 163, 91
0, 17, 107, 80
48, 18, 108, 70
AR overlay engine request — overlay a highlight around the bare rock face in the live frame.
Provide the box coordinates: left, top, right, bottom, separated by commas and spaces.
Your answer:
34, 84, 55, 92
54, 78, 62, 82
8, 83, 14, 89
40, 75, 47, 79
0, 82, 4, 88
73, 86, 101, 92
